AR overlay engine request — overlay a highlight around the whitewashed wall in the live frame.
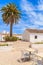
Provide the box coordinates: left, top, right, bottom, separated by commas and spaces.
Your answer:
0, 35, 2, 41
22, 31, 30, 41
30, 33, 43, 43
0, 34, 5, 41
22, 30, 43, 43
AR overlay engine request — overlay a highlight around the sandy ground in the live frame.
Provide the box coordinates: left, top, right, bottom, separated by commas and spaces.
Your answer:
0, 40, 43, 65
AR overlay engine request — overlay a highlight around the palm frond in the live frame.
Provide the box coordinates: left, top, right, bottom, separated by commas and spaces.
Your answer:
1, 3, 21, 24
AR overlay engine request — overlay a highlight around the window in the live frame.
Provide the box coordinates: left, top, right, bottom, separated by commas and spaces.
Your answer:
35, 35, 37, 39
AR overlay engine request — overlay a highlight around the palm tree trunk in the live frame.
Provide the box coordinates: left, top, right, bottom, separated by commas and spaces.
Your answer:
10, 22, 13, 37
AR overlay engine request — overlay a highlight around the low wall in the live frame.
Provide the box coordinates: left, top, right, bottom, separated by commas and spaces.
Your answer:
32, 44, 43, 49
0, 46, 12, 51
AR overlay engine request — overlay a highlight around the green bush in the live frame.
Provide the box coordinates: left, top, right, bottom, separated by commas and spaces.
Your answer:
18, 38, 22, 40
4, 36, 18, 41
34, 42, 43, 44
0, 44, 8, 46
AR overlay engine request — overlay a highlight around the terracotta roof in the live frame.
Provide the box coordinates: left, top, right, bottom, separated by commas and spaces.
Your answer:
26, 29, 43, 33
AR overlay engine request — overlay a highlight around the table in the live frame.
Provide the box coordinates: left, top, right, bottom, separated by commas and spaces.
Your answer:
25, 48, 36, 52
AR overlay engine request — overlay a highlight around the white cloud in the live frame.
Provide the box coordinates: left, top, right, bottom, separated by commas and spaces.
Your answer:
1, 0, 43, 33
0, 13, 2, 20
38, 0, 43, 10
20, 0, 43, 29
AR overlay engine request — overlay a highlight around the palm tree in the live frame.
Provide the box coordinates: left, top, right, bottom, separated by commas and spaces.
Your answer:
1, 3, 21, 37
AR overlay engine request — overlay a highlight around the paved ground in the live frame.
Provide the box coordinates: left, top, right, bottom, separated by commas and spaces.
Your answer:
0, 40, 43, 65
0, 41, 31, 65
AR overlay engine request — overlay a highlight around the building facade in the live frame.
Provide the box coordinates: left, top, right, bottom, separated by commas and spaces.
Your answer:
22, 29, 43, 43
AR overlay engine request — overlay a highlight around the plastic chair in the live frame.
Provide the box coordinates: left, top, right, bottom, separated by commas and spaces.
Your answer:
21, 50, 30, 62
37, 58, 43, 65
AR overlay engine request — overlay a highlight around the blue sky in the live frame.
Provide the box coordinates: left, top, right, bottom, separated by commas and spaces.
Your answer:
0, 0, 43, 34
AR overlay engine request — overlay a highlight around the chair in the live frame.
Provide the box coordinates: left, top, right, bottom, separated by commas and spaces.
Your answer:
20, 50, 30, 62
32, 53, 43, 65
37, 58, 43, 65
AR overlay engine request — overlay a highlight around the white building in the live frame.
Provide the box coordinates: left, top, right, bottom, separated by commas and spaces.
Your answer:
22, 29, 43, 43
0, 31, 9, 41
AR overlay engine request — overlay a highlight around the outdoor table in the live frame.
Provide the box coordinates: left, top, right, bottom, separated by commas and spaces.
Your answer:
25, 48, 36, 52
